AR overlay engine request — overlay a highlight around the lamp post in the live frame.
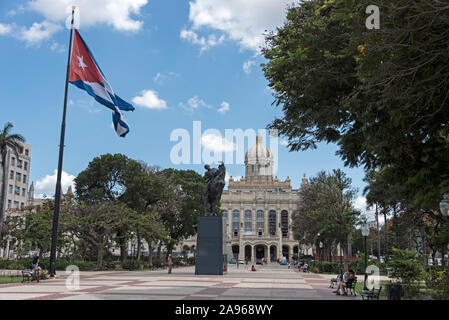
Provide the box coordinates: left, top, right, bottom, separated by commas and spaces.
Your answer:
362, 223, 370, 291
317, 233, 323, 273
439, 193, 449, 268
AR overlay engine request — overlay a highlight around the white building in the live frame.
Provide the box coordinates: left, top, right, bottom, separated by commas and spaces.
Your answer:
182, 135, 311, 263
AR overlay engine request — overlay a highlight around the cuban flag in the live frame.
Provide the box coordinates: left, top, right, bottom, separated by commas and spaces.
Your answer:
69, 29, 134, 137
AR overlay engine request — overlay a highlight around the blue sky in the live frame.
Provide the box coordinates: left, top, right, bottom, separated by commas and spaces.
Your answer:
0, 0, 371, 217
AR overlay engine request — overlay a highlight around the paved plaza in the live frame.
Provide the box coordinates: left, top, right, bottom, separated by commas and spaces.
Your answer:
0, 264, 366, 300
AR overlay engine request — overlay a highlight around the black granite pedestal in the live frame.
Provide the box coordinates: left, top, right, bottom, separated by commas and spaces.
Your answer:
195, 216, 223, 275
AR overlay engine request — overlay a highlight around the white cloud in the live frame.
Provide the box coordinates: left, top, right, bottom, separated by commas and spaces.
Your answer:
180, 28, 225, 52
153, 71, 180, 84
179, 95, 211, 112
201, 134, 235, 152
353, 196, 377, 222
132, 89, 167, 110
50, 40, 65, 52
185, 0, 293, 52
20, 20, 62, 46
243, 60, 256, 74
0, 23, 13, 35
27, 0, 148, 32
217, 101, 230, 114
280, 138, 288, 146
35, 169, 75, 197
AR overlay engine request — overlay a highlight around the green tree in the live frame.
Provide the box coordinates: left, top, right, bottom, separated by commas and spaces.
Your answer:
74, 153, 130, 263
262, 0, 449, 212
159, 169, 206, 257
292, 169, 360, 270
0, 122, 25, 236
67, 201, 134, 269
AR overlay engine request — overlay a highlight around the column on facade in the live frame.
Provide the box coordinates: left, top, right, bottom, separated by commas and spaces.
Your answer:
277, 209, 283, 259
264, 206, 268, 237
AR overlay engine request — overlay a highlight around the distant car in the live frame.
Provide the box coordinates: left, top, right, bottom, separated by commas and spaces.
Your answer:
256, 259, 263, 265
239, 259, 245, 264
229, 258, 236, 264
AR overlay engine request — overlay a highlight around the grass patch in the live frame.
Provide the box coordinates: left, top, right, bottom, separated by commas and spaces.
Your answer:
0, 275, 23, 285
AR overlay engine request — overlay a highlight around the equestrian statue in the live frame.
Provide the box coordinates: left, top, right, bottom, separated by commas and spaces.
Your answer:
201, 162, 226, 216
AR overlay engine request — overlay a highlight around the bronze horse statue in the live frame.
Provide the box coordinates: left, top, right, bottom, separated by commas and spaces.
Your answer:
201, 162, 226, 216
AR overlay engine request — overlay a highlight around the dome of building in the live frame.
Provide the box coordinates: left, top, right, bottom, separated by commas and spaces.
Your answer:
245, 135, 272, 164
244, 135, 273, 177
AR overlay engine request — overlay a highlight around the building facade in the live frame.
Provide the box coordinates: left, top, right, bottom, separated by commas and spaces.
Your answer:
183, 135, 308, 263
0, 142, 31, 211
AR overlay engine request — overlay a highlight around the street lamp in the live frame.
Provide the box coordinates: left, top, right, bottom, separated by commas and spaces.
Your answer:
317, 233, 323, 273
362, 223, 370, 291
439, 193, 449, 268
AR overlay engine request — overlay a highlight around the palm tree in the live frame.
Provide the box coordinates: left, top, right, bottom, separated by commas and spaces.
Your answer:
0, 122, 25, 236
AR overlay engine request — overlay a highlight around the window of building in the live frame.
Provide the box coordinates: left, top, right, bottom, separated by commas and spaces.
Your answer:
13, 201, 19, 209
22, 188, 26, 196
11, 157, 15, 166
232, 210, 240, 236
281, 210, 289, 238
8, 185, 13, 194
9, 170, 14, 179
25, 149, 29, 156
269, 210, 276, 236
15, 186, 20, 195
251, 165, 254, 176
257, 164, 261, 175
257, 210, 264, 233
23, 175, 26, 183
17, 160, 22, 168
222, 210, 228, 220
7, 200, 11, 209
24, 162, 28, 170
244, 210, 252, 232
20, 202, 24, 209
16, 172, 21, 182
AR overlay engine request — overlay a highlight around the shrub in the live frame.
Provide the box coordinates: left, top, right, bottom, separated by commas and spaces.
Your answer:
388, 248, 423, 299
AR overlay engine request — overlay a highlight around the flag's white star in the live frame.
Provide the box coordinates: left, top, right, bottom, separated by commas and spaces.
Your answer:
77, 56, 88, 69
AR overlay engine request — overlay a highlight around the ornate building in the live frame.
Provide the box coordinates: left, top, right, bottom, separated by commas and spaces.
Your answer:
182, 135, 307, 263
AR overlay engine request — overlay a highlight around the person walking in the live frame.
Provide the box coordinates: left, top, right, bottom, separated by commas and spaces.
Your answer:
167, 254, 173, 274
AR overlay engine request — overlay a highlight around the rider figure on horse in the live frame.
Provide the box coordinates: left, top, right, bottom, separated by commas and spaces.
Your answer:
201, 162, 226, 216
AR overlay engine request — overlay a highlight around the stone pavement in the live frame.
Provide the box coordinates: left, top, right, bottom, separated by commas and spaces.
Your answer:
0, 264, 362, 300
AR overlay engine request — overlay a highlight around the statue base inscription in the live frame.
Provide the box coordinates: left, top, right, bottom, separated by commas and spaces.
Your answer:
195, 216, 223, 275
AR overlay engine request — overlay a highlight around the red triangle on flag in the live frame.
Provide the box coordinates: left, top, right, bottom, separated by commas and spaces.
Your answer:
69, 29, 104, 83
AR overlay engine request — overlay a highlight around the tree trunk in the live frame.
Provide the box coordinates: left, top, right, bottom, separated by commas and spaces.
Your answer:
96, 245, 104, 269
376, 204, 381, 261
118, 233, 127, 265
137, 234, 141, 261
383, 210, 388, 255
148, 242, 153, 266
157, 241, 162, 264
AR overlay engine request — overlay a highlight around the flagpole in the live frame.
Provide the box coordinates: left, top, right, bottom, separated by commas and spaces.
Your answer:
49, 6, 75, 278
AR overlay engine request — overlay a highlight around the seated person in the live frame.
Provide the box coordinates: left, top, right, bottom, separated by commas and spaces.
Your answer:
251, 265, 256, 271
32, 253, 41, 283
336, 269, 355, 295
303, 263, 309, 272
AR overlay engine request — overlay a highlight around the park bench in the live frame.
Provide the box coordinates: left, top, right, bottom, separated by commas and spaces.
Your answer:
21, 269, 35, 283
329, 274, 341, 288
344, 277, 357, 296
361, 286, 382, 300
